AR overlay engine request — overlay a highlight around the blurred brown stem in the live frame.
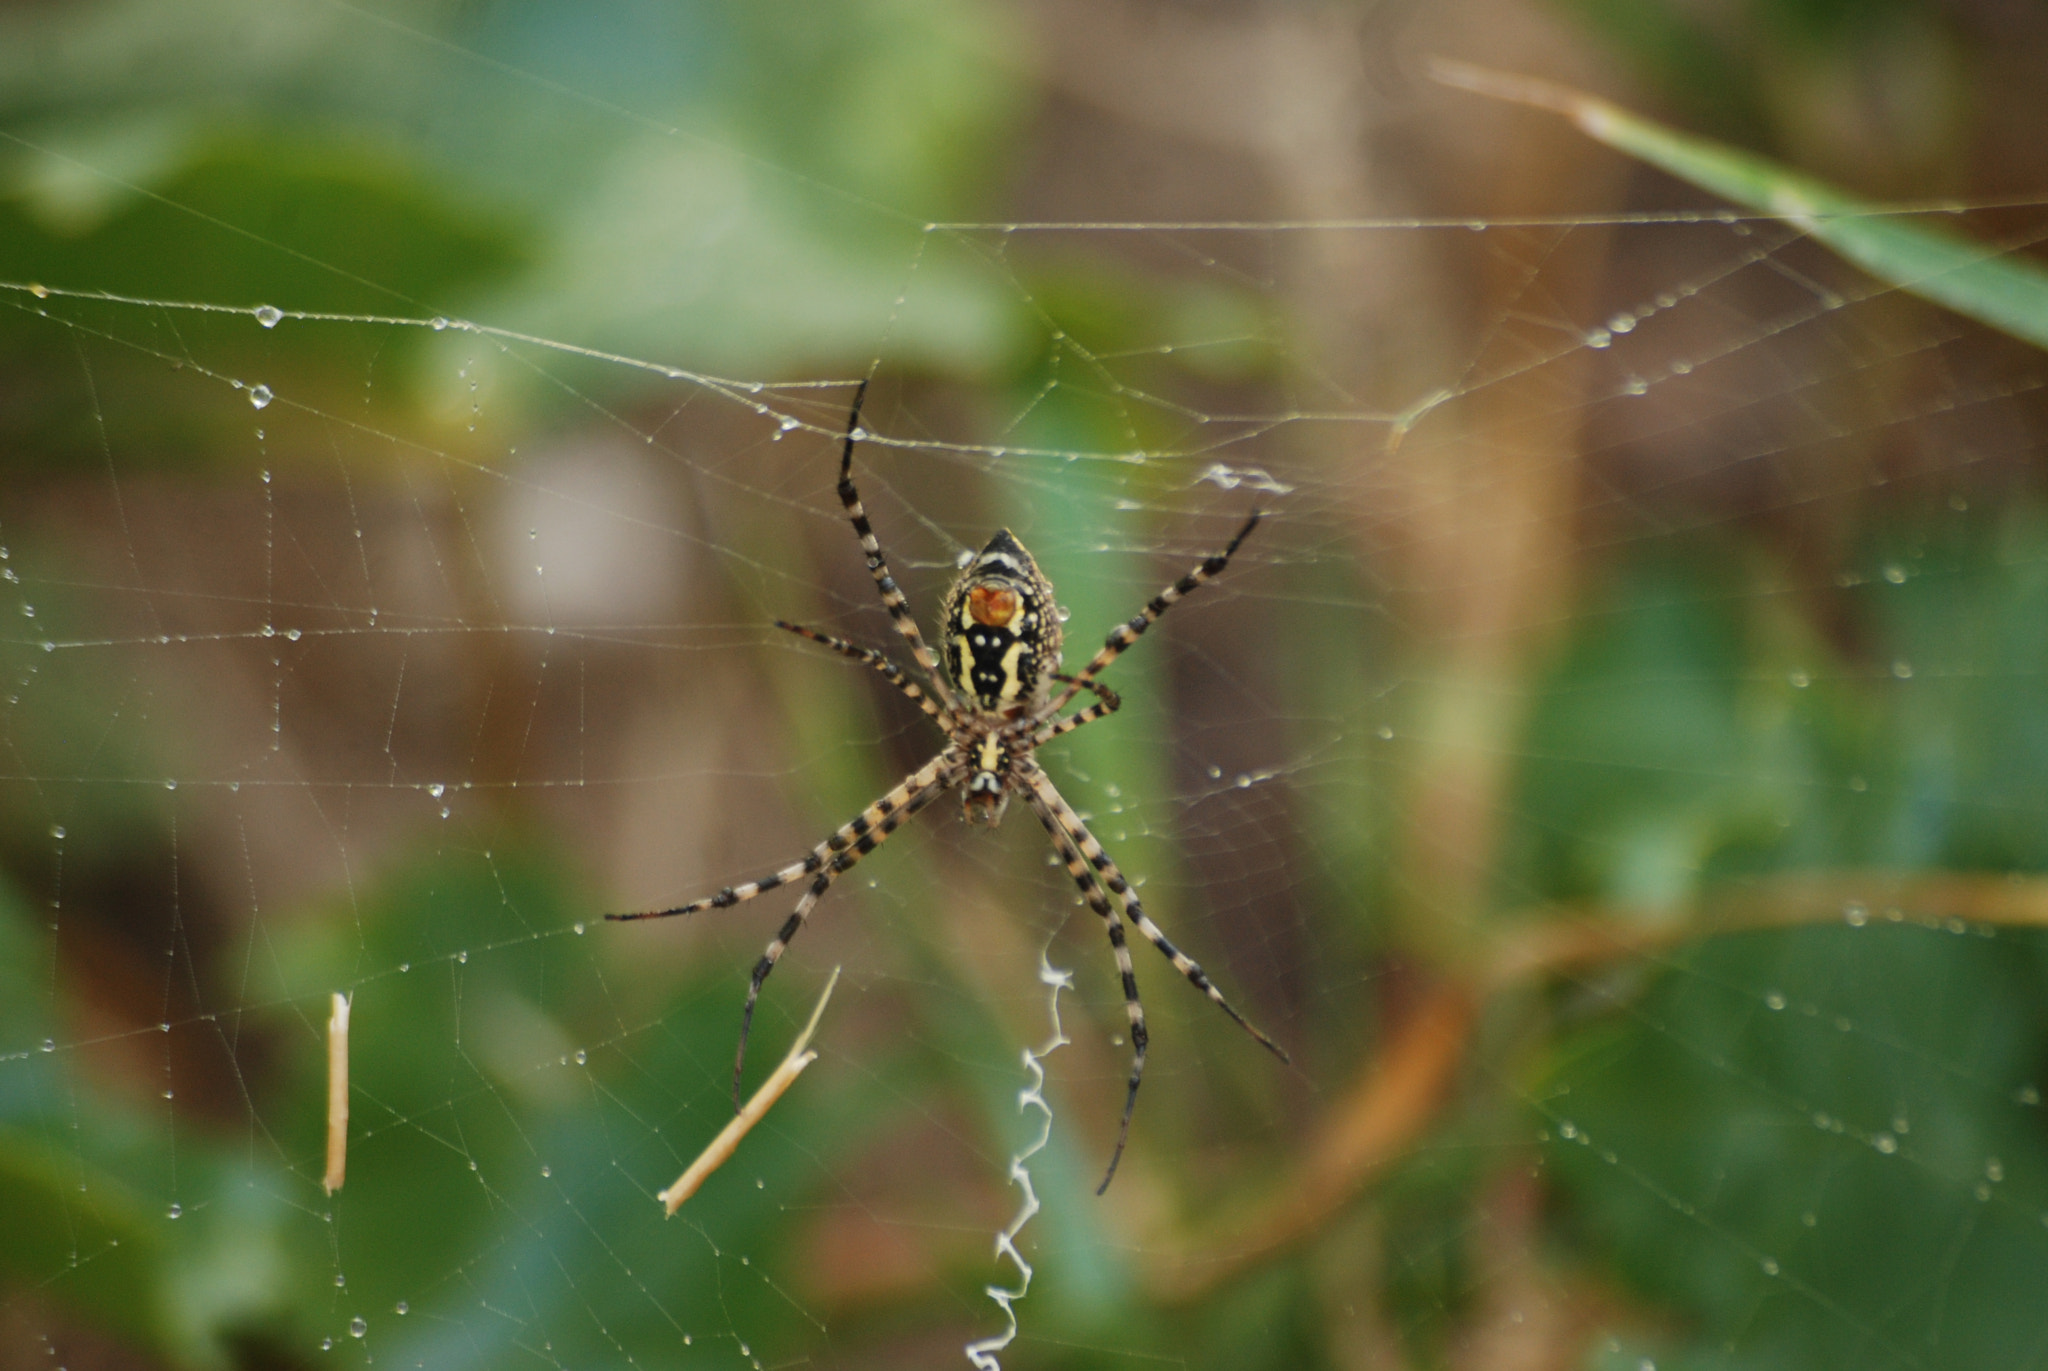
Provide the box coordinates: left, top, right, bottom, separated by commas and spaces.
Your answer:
1153, 869, 2048, 1298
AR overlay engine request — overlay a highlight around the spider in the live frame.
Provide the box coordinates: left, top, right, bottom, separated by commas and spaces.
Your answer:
611, 382, 1288, 1192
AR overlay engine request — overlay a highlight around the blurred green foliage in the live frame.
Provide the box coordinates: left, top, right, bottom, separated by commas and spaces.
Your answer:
5, 0, 2048, 1369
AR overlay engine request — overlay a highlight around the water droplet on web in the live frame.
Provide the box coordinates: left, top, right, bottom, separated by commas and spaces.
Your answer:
49, 825, 64, 840
779, 416, 798, 431
1760, 1258, 1779, 1276
2018, 1085, 2040, 1105
1874, 1132, 1897, 1153
1056, 605, 1072, 622
248, 385, 272, 410
254, 304, 283, 328
348, 1318, 366, 1339
1608, 313, 1636, 334
1843, 902, 1869, 927
28, 283, 49, 298
398, 962, 409, 973
1800, 1211, 1817, 1227
394, 1302, 408, 1315
1884, 565, 1907, 583
335, 1272, 347, 1287
428, 784, 445, 798
456, 949, 467, 964
166, 1203, 181, 1218
1235, 774, 1251, 788
1765, 991, 1785, 1010
574, 1049, 587, 1065
573, 922, 585, 935
1892, 660, 1913, 679
430, 316, 449, 331
1670, 358, 1693, 375
41, 1038, 55, 1053
1207, 765, 1222, 779
164, 779, 177, 791
1585, 328, 1613, 349
285, 628, 300, 641
321, 1338, 333, 1352
1789, 669, 1810, 688
539, 1165, 551, 1178
1987, 1157, 2005, 1182
1623, 376, 1648, 396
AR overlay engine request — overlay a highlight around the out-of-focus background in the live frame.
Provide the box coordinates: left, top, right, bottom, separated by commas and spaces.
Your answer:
5, 1, 2048, 1367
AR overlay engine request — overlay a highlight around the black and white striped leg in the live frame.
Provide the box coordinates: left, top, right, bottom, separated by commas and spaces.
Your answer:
1025, 786, 1148, 1194
835, 381, 959, 712
733, 771, 956, 1106
1033, 674, 1122, 747
1046, 510, 1261, 715
1024, 763, 1289, 1065
606, 749, 958, 923
774, 619, 951, 725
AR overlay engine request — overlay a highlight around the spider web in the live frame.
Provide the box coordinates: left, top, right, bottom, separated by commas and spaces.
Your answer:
6, 2, 2048, 1369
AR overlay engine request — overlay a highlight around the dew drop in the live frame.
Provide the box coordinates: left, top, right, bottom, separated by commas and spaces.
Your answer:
349, 1317, 366, 1339
1874, 1133, 1897, 1153
456, 949, 467, 964
254, 304, 283, 328
335, 1272, 347, 1288
1055, 604, 1072, 622
248, 384, 273, 410
164, 779, 177, 791
574, 1049, 588, 1065
428, 784, 445, 799
573, 922, 586, 935
28, 282, 49, 299
40, 1038, 55, 1053
167, 1203, 182, 1219
1670, 358, 1693, 375
1623, 376, 1648, 396
540, 1165, 551, 1178
1235, 773, 1251, 788
430, 316, 449, 331
322, 1338, 334, 1352
1585, 328, 1613, 349
1789, 669, 1810, 688
49, 825, 64, 840
1760, 1258, 1779, 1276
285, 628, 301, 641
1883, 565, 1907, 584
395, 1302, 408, 1316
1764, 991, 1786, 1010
398, 962, 409, 973
1608, 313, 1636, 334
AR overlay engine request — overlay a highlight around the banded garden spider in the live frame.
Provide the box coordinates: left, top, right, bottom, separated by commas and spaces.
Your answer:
611, 384, 1289, 1192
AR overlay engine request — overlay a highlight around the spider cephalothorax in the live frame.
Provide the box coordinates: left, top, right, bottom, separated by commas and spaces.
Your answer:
611, 382, 1287, 1193
940, 530, 1064, 825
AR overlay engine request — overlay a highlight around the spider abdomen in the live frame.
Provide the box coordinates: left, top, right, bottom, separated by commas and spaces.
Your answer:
940, 529, 1062, 712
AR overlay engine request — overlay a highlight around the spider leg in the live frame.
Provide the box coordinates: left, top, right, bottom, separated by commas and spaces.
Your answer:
730, 756, 961, 1108
1033, 674, 1121, 746
607, 750, 955, 922
1023, 762, 1289, 1064
774, 619, 950, 724
1023, 784, 1147, 1195
835, 380, 960, 711
1047, 510, 1261, 715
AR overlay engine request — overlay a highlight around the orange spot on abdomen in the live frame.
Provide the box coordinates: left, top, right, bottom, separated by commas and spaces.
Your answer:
967, 584, 1020, 627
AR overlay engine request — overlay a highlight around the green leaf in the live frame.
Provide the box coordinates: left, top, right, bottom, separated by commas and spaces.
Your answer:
1432, 60, 2048, 354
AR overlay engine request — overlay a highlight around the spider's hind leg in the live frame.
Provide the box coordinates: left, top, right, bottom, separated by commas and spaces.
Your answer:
727, 758, 957, 1107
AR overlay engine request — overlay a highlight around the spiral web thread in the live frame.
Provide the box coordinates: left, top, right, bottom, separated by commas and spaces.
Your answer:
962, 953, 1074, 1370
